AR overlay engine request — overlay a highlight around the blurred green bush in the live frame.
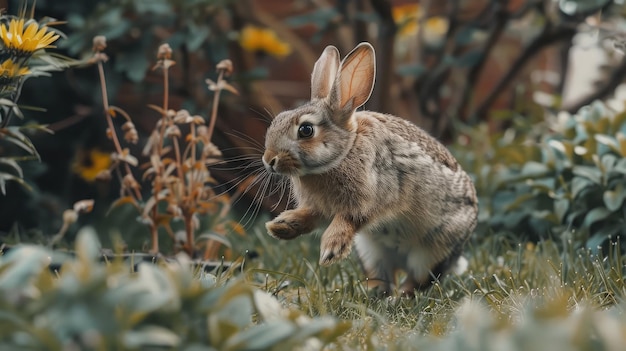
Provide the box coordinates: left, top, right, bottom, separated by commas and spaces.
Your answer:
455, 100, 626, 250
0, 229, 349, 350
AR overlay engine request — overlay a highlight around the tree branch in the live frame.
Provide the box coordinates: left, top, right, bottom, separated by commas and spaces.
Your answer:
456, 1, 508, 123
368, 0, 396, 113
471, 25, 577, 121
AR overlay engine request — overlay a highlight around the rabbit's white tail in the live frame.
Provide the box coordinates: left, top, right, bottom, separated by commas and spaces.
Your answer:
451, 255, 469, 275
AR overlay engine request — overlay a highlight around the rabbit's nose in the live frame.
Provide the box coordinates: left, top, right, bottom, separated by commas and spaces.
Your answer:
263, 155, 279, 172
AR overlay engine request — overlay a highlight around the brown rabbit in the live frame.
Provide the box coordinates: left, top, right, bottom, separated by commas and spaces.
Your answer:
262, 42, 477, 294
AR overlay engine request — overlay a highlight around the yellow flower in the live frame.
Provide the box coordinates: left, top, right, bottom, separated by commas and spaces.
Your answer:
392, 3, 420, 37
392, 4, 448, 40
73, 149, 112, 182
239, 26, 291, 58
0, 18, 60, 55
0, 59, 30, 77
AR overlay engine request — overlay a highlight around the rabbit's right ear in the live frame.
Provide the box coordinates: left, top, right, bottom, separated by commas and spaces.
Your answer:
311, 46, 340, 101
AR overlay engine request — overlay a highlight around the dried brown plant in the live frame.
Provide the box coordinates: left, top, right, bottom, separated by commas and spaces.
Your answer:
91, 38, 240, 258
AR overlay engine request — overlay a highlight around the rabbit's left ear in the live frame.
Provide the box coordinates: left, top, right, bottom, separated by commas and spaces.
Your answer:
332, 42, 376, 113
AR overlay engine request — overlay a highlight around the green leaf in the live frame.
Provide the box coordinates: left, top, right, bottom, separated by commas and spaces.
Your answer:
603, 183, 626, 211
223, 320, 297, 351
554, 198, 570, 223
186, 24, 210, 51
2, 127, 40, 158
600, 153, 618, 174
559, 0, 611, 16
521, 161, 551, 178
573, 166, 602, 184
582, 207, 612, 229
612, 158, 626, 175
0, 245, 50, 289
0, 158, 23, 178
595, 134, 620, 155
571, 177, 593, 198
123, 326, 181, 348
287, 316, 346, 343
75, 227, 101, 263
0, 172, 32, 194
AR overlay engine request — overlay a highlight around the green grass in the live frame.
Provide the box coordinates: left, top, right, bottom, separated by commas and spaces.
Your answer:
2, 223, 626, 350
228, 226, 626, 349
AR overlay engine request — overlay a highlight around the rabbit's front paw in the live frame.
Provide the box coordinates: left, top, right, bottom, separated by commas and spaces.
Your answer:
319, 216, 357, 265
266, 218, 301, 240
266, 208, 318, 240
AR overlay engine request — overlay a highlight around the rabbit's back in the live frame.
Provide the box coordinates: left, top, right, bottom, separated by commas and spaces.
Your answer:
295, 111, 476, 226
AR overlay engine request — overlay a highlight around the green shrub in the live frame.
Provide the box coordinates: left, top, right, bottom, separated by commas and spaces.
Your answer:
455, 101, 626, 250
0, 229, 349, 350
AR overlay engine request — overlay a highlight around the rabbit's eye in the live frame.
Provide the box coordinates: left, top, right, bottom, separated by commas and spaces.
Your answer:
298, 123, 314, 139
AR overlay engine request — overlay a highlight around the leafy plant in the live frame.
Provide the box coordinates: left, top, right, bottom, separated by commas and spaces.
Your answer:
88, 35, 241, 258
454, 100, 626, 250
0, 229, 349, 350
0, 3, 75, 194
61, 0, 233, 83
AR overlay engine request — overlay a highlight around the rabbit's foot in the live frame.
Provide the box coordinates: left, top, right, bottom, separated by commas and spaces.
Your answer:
319, 216, 357, 265
266, 208, 318, 240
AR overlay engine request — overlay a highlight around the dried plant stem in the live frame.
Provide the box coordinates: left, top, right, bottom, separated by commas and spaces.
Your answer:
206, 70, 224, 142
97, 61, 142, 201
147, 65, 173, 255
184, 212, 194, 255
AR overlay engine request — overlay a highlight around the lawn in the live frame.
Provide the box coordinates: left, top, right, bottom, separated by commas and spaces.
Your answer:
2, 222, 626, 350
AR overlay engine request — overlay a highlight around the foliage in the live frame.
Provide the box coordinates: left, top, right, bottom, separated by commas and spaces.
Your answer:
60, 0, 233, 83
0, 4, 75, 194
0, 229, 349, 350
454, 100, 626, 250
3, 224, 626, 349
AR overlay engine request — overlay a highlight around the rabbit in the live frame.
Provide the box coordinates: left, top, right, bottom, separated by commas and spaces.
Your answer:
262, 42, 478, 295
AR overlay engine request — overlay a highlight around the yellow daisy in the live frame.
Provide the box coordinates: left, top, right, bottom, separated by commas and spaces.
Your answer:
392, 4, 449, 40
73, 149, 112, 182
239, 26, 291, 58
0, 18, 60, 56
0, 58, 30, 77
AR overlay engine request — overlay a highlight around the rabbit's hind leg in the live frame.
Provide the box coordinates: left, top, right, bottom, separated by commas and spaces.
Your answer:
354, 232, 398, 295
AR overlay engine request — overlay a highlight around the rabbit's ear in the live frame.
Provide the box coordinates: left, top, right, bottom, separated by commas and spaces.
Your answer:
311, 46, 340, 100
332, 42, 375, 112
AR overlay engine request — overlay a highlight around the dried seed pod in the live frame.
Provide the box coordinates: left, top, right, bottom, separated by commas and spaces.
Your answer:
122, 173, 140, 191
63, 209, 78, 225
73, 199, 95, 214
157, 43, 172, 60
122, 121, 138, 143
93, 35, 107, 52
203, 142, 222, 158
216, 59, 234, 76
173, 109, 193, 124
165, 125, 181, 138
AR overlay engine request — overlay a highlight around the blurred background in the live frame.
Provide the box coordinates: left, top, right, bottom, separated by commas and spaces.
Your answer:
2, 0, 626, 253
